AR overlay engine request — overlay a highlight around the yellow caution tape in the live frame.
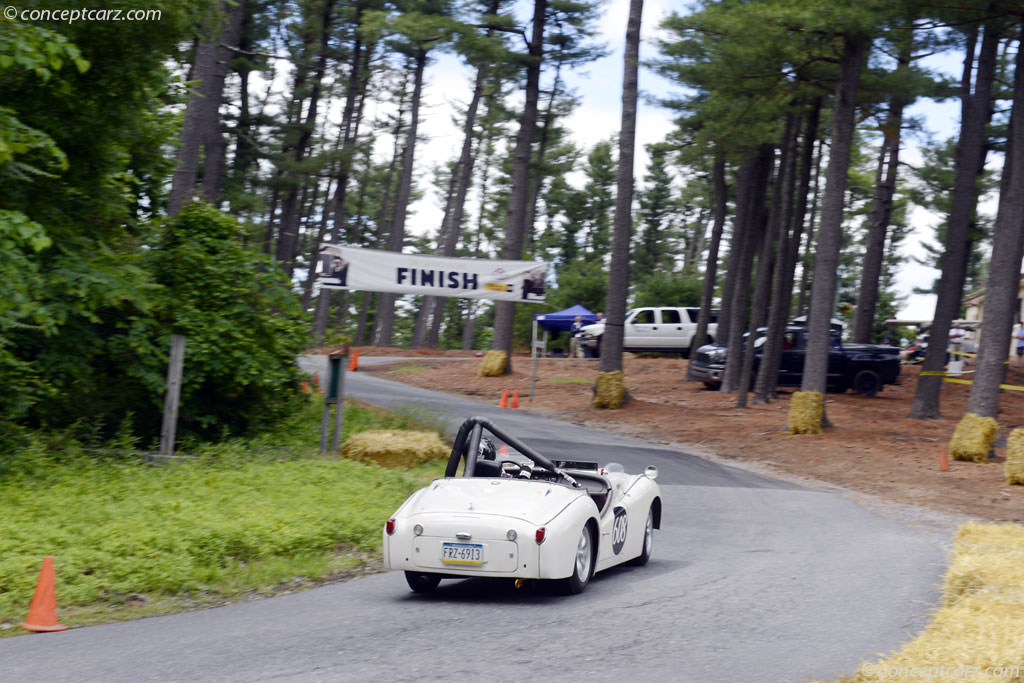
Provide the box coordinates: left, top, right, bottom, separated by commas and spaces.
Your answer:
941, 377, 1024, 391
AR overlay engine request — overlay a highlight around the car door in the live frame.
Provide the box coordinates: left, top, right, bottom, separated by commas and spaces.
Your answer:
656, 308, 686, 351
777, 330, 803, 386
626, 308, 657, 348
827, 332, 848, 388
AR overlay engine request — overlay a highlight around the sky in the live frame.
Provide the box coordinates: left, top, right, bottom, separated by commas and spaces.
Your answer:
391, 0, 978, 322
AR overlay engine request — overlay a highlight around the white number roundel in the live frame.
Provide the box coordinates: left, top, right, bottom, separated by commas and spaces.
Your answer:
612, 508, 628, 554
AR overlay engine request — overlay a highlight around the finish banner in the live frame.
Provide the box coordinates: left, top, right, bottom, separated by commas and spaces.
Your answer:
317, 245, 549, 302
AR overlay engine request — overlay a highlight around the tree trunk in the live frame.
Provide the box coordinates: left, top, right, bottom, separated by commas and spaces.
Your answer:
374, 47, 428, 347
909, 19, 1000, 419
800, 33, 869, 404
721, 146, 772, 394
415, 30, 495, 348
852, 29, 912, 343
598, 0, 643, 377
310, 27, 374, 341
168, 0, 246, 215
753, 111, 801, 404
274, 0, 335, 278
967, 25, 1024, 419
490, 0, 548, 371
794, 135, 824, 317
685, 152, 727, 381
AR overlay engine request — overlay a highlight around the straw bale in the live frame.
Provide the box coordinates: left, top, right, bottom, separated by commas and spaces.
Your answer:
822, 522, 1024, 682
949, 413, 998, 463
478, 350, 507, 377
593, 371, 624, 409
1005, 428, 1024, 485
341, 429, 448, 469
788, 391, 823, 435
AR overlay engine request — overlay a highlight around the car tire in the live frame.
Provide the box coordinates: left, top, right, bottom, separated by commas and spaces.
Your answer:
852, 369, 882, 396
629, 508, 654, 566
702, 381, 720, 390
559, 524, 595, 595
405, 571, 442, 593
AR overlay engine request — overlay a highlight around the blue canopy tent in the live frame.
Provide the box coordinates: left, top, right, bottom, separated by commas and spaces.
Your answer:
533, 304, 598, 332
531, 305, 598, 360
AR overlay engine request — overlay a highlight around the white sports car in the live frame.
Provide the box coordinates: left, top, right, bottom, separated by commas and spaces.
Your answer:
383, 417, 662, 595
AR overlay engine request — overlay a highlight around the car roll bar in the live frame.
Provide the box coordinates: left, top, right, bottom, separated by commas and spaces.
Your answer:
443, 416, 558, 477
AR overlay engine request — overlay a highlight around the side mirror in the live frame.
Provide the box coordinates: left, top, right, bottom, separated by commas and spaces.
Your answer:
645, 466, 659, 480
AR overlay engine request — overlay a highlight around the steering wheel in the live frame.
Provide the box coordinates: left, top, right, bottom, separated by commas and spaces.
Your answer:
499, 460, 525, 475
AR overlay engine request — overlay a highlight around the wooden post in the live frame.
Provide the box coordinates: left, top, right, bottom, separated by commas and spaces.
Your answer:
159, 335, 187, 458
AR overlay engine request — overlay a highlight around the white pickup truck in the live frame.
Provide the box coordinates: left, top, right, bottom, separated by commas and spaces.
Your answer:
579, 306, 719, 358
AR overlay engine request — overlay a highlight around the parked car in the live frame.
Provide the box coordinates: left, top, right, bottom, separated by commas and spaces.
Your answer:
580, 306, 719, 358
688, 325, 901, 395
383, 416, 662, 595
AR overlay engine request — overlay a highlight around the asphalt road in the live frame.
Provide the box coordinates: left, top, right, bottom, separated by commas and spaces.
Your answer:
0, 358, 946, 683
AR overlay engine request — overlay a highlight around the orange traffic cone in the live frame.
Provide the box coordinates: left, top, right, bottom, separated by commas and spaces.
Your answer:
22, 556, 67, 632
512, 390, 520, 409
348, 349, 360, 371
499, 388, 510, 408
939, 444, 950, 472
498, 445, 508, 458
301, 380, 311, 393
312, 372, 321, 392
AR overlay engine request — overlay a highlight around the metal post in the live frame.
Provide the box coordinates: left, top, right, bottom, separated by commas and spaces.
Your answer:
159, 334, 186, 458
331, 351, 346, 452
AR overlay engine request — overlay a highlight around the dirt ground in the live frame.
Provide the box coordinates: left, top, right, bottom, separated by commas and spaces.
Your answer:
352, 350, 1024, 523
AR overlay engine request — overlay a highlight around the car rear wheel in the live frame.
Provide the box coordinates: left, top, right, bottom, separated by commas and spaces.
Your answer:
405, 571, 442, 593
559, 524, 594, 595
629, 508, 654, 566
852, 369, 882, 396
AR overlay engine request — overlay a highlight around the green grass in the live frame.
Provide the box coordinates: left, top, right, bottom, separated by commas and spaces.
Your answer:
390, 362, 428, 374
545, 377, 592, 385
0, 396, 449, 632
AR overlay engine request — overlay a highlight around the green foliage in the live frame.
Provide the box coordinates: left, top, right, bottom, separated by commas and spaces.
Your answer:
632, 271, 702, 308
0, 400, 446, 624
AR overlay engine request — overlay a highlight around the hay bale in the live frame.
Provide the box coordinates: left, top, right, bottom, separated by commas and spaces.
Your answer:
593, 371, 624, 409
1005, 427, 1024, 485
478, 350, 507, 377
341, 429, 448, 469
788, 391, 823, 435
949, 413, 999, 463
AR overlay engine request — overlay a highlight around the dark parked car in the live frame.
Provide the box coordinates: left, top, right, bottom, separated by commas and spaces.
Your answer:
689, 325, 901, 396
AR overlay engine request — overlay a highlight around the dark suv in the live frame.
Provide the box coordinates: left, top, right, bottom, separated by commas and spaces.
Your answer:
689, 325, 901, 395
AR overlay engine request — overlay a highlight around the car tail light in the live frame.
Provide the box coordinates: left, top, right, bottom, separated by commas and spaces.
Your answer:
385, 518, 396, 535
535, 527, 546, 544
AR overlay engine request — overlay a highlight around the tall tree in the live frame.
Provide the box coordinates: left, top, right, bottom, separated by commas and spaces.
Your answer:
490, 0, 547, 370
966, 26, 1024, 419
797, 29, 870, 421
909, 16, 1001, 419
597, 0, 644, 390
168, 0, 246, 215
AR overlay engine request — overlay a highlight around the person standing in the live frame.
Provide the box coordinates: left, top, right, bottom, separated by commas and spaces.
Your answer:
569, 316, 585, 359
948, 322, 965, 364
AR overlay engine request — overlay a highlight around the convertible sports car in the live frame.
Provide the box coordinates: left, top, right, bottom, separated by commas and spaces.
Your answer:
383, 416, 662, 595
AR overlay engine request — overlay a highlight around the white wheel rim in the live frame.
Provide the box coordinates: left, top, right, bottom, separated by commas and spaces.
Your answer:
644, 510, 654, 554
576, 527, 592, 579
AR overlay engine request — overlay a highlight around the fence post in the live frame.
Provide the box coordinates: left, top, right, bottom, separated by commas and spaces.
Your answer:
158, 334, 187, 459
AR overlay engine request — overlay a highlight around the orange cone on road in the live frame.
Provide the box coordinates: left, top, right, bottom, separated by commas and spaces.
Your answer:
301, 380, 311, 393
499, 388, 510, 408
512, 390, 520, 409
312, 372, 321, 392
939, 444, 950, 472
348, 349, 360, 371
22, 556, 67, 632
498, 445, 508, 457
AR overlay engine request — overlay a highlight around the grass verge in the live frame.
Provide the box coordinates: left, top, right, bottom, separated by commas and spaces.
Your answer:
0, 396, 449, 634
829, 522, 1024, 682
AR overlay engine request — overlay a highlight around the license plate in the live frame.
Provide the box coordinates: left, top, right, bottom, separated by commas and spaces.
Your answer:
441, 543, 484, 565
